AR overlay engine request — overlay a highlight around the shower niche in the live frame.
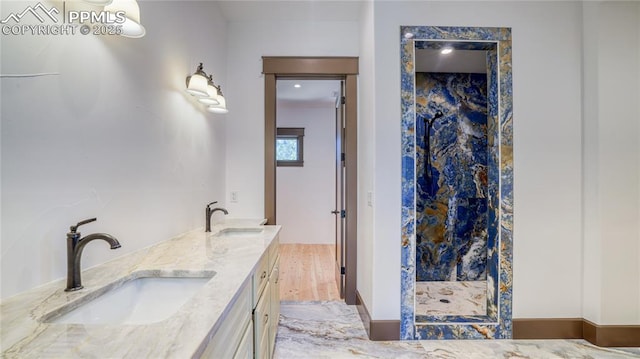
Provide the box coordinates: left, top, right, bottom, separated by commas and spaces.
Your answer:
400, 26, 513, 340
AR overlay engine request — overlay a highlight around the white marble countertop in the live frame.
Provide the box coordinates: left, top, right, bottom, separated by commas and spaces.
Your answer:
1, 218, 280, 358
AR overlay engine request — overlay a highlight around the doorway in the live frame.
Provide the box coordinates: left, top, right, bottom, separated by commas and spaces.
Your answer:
275, 78, 342, 301
263, 57, 358, 305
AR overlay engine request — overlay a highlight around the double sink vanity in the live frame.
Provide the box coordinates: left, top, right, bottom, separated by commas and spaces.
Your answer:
1, 219, 281, 358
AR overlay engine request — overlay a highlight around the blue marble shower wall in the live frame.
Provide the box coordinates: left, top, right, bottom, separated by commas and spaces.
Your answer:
415, 72, 489, 282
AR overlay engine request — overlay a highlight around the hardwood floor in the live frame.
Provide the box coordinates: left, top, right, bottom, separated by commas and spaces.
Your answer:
279, 244, 341, 301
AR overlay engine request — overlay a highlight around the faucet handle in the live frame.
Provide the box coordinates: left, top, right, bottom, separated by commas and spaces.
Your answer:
70, 218, 97, 233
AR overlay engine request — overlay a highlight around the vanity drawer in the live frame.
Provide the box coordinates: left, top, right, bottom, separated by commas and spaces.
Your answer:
253, 253, 270, 306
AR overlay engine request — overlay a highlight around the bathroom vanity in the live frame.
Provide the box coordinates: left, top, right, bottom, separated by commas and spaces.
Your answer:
200, 227, 280, 359
0, 219, 281, 358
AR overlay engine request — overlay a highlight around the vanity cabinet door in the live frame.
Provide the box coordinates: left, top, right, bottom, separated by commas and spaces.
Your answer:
200, 279, 252, 359
233, 320, 254, 359
253, 253, 270, 307
268, 256, 280, 357
268, 236, 279, 270
253, 281, 271, 359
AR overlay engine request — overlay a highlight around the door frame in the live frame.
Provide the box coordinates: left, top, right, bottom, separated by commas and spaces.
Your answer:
262, 56, 358, 305
334, 79, 346, 299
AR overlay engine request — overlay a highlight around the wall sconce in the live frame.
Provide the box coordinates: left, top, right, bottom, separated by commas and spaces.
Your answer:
185, 63, 209, 97
82, 0, 112, 4
105, 0, 146, 38
80, 0, 145, 38
207, 86, 228, 114
198, 75, 220, 105
186, 63, 229, 114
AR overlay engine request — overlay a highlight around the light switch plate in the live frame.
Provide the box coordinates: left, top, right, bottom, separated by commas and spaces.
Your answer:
367, 191, 373, 207
230, 191, 239, 203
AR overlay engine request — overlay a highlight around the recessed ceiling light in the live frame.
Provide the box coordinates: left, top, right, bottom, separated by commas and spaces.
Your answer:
294, 84, 301, 88
441, 48, 453, 55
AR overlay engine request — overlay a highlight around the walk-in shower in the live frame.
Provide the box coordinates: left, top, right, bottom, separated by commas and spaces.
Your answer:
415, 70, 489, 318
400, 26, 513, 340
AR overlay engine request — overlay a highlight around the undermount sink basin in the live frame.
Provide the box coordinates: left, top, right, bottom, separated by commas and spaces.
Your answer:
47, 274, 214, 325
215, 228, 264, 238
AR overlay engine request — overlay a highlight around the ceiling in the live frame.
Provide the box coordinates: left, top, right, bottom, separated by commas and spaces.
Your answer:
277, 79, 341, 103
416, 49, 488, 74
216, 1, 364, 21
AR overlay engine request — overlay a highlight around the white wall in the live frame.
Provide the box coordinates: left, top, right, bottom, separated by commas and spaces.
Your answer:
224, 20, 360, 218
582, 1, 640, 325
363, 1, 585, 320
357, 0, 375, 318
276, 101, 336, 245
0, 1, 228, 299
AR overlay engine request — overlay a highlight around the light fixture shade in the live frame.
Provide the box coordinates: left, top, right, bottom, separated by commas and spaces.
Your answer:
186, 75, 208, 97
83, 0, 113, 5
207, 95, 228, 114
185, 63, 208, 97
198, 75, 220, 105
105, 0, 146, 38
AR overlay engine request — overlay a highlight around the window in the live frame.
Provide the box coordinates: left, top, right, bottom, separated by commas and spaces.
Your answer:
276, 128, 304, 167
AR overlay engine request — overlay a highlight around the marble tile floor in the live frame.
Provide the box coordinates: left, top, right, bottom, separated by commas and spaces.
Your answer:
274, 301, 640, 359
415, 281, 486, 316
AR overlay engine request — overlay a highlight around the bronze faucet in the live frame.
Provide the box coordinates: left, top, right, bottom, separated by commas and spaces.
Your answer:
65, 218, 121, 292
205, 201, 228, 232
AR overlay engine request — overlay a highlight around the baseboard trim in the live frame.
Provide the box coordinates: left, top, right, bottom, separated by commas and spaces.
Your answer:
354, 293, 638, 347
514, 318, 640, 347
355, 290, 371, 337
513, 318, 583, 339
582, 319, 640, 347
353, 307, 639, 346
355, 290, 401, 341
370, 320, 401, 341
